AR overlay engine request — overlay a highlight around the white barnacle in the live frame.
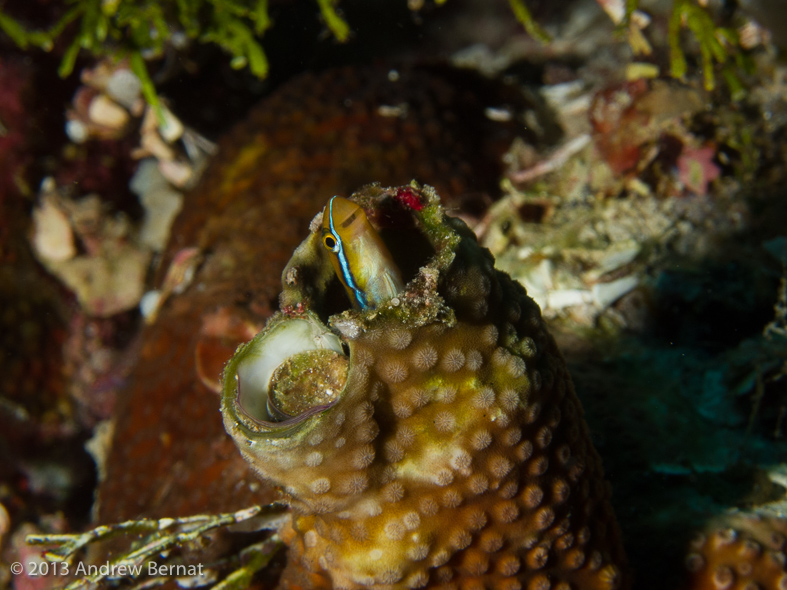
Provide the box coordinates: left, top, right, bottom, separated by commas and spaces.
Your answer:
311, 477, 331, 494
439, 385, 457, 404
380, 359, 409, 383
450, 448, 472, 471
352, 444, 375, 469
434, 411, 456, 433
481, 325, 498, 346
508, 356, 527, 378
441, 349, 465, 372
304, 530, 319, 548
383, 481, 405, 503
499, 388, 520, 411
434, 469, 454, 486
344, 473, 369, 494
385, 520, 406, 540
409, 387, 429, 408
473, 386, 495, 409
412, 345, 438, 370
388, 329, 413, 350
471, 429, 493, 450
465, 350, 484, 371
403, 511, 421, 530
305, 451, 323, 467
392, 398, 413, 418
467, 474, 489, 495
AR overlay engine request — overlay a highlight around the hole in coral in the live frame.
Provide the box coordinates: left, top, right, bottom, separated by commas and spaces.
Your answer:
381, 227, 435, 284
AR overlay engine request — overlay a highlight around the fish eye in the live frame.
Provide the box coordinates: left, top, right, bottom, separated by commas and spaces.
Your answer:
323, 234, 339, 252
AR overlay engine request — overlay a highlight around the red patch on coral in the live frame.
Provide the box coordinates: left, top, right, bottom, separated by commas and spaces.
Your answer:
589, 79, 649, 134
677, 145, 720, 196
394, 186, 424, 211
589, 79, 651, 175
283, 301, 306, 316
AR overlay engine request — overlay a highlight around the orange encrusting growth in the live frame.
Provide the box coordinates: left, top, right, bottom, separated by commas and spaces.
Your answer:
222, 186, 629, 590
282, 320, 625, 589
683, 514, 787, 590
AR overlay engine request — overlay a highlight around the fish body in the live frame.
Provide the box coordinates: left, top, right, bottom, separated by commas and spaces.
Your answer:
322, 196, 404, 309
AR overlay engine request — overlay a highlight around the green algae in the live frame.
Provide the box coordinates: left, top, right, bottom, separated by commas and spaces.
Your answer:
0, 0, 753, 104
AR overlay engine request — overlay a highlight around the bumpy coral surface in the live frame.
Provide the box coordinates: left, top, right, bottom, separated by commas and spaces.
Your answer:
98, 64, 529, 521
683, 514, 787, 590
222, 184, 628, 589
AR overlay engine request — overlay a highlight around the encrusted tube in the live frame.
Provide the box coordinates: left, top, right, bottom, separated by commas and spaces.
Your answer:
221, 183, 629, 590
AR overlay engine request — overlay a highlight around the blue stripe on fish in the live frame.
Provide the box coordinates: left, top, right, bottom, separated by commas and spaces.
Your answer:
328, 197, 369, 310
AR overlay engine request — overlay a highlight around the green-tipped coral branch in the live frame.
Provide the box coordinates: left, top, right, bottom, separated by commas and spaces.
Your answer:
0, 0, 343, 114
0, 0, 275, 79
0, 0, 754, 98
25, 503, 286, 590
129, 50, 163, 120
0, 0, 356, 81
0, 0, 344, 135
210, 539, 282, 590
668, 0, 749, 94
315, 0, 350, 42
507, 0, 550, 44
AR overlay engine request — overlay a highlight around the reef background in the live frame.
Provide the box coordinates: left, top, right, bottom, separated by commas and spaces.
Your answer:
1, 1, 787, 589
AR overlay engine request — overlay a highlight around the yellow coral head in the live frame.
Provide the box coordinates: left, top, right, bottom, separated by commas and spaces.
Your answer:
222, 184, 630, 590
321, 196, 404, 310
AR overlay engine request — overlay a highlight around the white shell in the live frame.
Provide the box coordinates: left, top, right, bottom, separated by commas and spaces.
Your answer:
236, 316, 344, 422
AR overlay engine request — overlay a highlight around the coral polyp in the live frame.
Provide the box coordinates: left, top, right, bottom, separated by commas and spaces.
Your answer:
683, 514, 787, 590
221, 183, 629, 589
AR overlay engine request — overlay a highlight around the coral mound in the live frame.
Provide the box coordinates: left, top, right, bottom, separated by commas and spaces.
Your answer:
96, 64, 528, 522
684, 514, 787, 590
221, 184, 628, 590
